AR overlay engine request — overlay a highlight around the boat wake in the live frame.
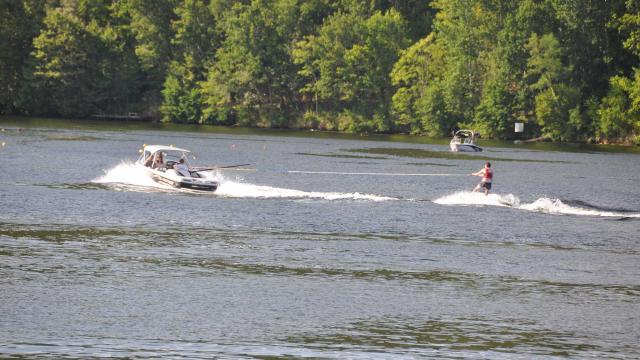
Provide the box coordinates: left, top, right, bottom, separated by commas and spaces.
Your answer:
92, 163, 636, 215
433, 191, 519, 207
93, 161, 164, 188
215, 181, 393, 201
92, 162, 394, 201
433, 191, 640, 218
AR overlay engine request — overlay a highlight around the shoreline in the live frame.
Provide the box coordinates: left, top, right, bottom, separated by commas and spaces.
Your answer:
1, 114, 638, 150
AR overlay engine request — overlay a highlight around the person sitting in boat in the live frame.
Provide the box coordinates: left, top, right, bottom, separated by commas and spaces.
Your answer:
174, 158, 190, 177
152, 152, 164, 169
143, 153, 153, 167
471, 161, 493, 195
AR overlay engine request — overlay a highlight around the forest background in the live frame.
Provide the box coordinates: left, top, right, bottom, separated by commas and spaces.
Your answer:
1, 0, 639, 143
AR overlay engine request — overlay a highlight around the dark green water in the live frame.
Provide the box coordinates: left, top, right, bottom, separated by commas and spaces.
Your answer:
1, 117, 639, 359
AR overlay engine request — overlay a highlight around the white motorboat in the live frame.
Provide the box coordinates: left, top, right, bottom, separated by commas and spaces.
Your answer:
136, 145, 219, 191
450, 130, 483, 152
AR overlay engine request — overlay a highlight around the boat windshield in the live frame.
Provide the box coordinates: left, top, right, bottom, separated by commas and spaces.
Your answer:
160, 151, 192, 169
138, 150, 191, 169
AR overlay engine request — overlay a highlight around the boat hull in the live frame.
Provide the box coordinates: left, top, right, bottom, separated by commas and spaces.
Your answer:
175, 180, 218, 191
450, 144, 483, 152
139, 165, 219, 191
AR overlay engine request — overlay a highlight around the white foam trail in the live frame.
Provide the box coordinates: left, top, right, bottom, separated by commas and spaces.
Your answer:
434, 191, 640, 218
93, 161, 164, 188
433, 191, 520, 207
289, 170, 464, 176
518, 198, 640, 218
215, 181, 394, 201
93, 162, 393, 201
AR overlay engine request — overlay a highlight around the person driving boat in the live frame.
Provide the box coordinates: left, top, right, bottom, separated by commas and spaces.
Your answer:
175, 158, 190, 177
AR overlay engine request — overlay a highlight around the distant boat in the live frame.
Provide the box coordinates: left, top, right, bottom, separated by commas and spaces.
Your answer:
136, 145, 219, 191
450, 130, 483, 152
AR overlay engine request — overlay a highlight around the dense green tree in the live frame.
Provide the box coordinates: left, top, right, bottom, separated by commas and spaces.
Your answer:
524, 32, 582, 140
618, 0, 640, 57
375, 0, 434, 41
596, 0, 640, 143
391, 34, 450, 135
294, 8, 408, 132
160, 60, 204, 123
392, 0, 518, 137
113, 0, 177, 76
202, 0, 320, 127
2, 0, 639, 143
27, 2, 140, 117
160, 0, 218, 123
597, 72, 640, 142
113, 0, 178, 113
0, 0, 45, 114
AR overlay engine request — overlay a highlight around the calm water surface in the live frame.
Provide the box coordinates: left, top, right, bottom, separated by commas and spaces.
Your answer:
1, 118, 639, 359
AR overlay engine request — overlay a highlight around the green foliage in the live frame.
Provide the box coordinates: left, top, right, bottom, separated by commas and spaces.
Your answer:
618, 0, 640, 57
391, 34, 452, 135
1, 0, 638, 143
160, 60, 204, 123
524, 32, 585, 140
27, 4, 140, 117
473, 76, 511, 138
597, 71, 640, 141
533, 85, 582, 141
0, 0, 45, 114
114, 0, 177, 74
201, 0, 308, 127
293, 8, 408, 132
160, 0, 219, 123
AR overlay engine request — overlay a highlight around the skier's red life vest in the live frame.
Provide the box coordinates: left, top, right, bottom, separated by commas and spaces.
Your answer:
483, 168, 493, 182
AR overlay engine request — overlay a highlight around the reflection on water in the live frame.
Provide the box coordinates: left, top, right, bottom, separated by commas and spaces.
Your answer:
45, 135, 103, 141
287, 316, 600, 358
3, 222, 638, 300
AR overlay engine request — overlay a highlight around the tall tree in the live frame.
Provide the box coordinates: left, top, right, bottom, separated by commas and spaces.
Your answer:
597, 0, 640, 142
391, 34, 450, 135
294, 8, 408, 132
27, 1, 140, 117
0, 0, 45, 114
160, 0, 219, 123
201, 0, 313, 126
113, 0, 178, 113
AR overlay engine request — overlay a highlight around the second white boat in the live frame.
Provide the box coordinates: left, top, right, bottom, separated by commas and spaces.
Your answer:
450, 130, 483, 152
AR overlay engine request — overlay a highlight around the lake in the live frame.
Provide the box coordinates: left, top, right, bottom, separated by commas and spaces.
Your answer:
1, 117, 639, 359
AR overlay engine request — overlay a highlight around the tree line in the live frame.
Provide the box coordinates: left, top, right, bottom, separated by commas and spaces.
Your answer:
1, 0, 639, 143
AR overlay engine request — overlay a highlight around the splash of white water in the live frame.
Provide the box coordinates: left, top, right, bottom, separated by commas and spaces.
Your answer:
93, 161, 163, 188
434, 191, 640, 218
433, 191, 520, 207
92, 162, 394, 201
518, 198, 640, 217
215, 181, 394, 201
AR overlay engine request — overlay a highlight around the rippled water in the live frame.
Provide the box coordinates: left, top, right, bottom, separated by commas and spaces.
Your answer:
1, 119, 639, 359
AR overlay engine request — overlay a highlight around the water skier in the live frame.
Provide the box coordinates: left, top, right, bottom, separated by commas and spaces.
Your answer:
471, 161, 493, 195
